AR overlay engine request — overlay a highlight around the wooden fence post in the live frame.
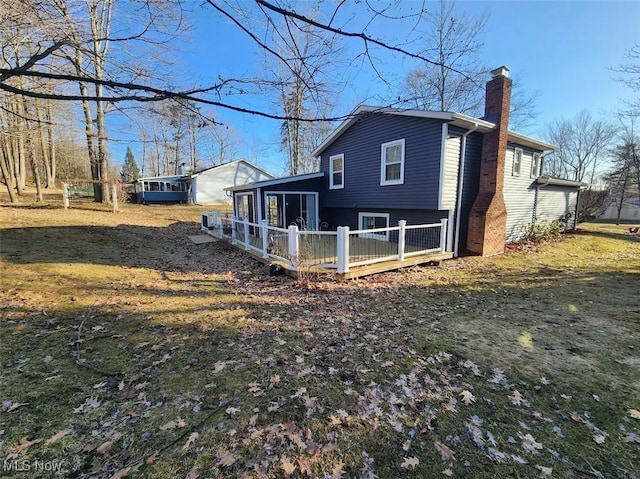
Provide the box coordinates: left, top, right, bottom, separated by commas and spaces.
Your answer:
62, 183, 69, 209
112, 184, 119, 213
398, 220, 407, 262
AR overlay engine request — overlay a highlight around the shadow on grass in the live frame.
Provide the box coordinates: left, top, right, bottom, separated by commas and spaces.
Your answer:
1, 220, 639, 478
573, 223, 640, 243
0, 221, 259, 274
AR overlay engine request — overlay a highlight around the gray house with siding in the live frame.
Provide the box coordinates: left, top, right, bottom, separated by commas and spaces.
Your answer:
228, 67, 585, 257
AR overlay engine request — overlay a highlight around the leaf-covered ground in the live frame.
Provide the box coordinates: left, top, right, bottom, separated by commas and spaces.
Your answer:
1, 197, 639, 478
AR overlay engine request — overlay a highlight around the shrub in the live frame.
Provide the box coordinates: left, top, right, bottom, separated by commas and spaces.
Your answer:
521, 214, 570, 243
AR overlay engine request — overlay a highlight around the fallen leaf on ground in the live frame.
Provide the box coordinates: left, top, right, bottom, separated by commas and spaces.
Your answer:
111, 466, 131, 479
330, 460, 345, 478
160, 417, 186, 431
593, 434, 606, 444
10, 437, 42, 454
146, 451, 160, 464
182, 432, 199, 453
212, 361, 226, 373
45, 428, 72, 445
400, 457, 419, 469
510, 390, 525, 406
96, 440, 114, 455
185, 466, 199, 479
281, 456, 296, 475
434, 441, 456, 462
74, 396, 101, 414
629, 409, 640, 420
460, 390, 476, 405
519, 433, 543, 454
536, 465, 553, 478
215, 449, 236, 467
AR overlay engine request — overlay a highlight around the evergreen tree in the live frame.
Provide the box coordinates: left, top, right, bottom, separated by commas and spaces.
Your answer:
121, 147, 141, 182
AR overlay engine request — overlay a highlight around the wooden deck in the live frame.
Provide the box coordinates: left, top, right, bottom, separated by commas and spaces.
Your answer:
242, 248, 452, 279
203, 228, 452, 279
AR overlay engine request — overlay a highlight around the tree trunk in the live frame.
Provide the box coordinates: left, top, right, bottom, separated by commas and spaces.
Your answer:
31, 149, 44, 203
0, 139, 18, 203
44, 98, 56, 188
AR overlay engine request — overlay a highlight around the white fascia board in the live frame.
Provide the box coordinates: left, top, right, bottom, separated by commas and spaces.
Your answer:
252, 172, 325, 188
507, 132, 557, 151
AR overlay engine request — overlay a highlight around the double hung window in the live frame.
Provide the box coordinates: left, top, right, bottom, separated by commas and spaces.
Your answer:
381, 139, 405, 185
329, 154, 344, 189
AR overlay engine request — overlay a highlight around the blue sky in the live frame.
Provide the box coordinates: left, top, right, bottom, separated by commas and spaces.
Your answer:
114, 1, 639, 175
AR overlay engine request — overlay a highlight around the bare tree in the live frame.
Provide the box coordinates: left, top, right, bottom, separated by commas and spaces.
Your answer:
205, 122, 243, 167
249, 1, 345, 175
544, 111, 615, 183
612, 43, 640, 114
616, 114, 640, 199
1, 0, 511, 195
604, 140, 637, 224
1, 2, 471, 116
400, 0, 538, 131
402, 0, 487, 115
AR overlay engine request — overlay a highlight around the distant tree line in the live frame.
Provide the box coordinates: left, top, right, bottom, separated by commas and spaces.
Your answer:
1, 0, 638, 217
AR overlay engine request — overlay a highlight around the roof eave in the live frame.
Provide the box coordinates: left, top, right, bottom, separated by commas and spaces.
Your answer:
224, 171, 325, 192
536, 176, 589, 188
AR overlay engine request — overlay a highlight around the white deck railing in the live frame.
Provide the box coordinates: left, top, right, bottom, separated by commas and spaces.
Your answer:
201, 212, 448, 274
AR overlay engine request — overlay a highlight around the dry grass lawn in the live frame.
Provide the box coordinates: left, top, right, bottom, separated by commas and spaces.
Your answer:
0, 190, 639, 478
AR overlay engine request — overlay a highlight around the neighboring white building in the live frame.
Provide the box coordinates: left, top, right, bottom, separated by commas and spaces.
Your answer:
599, 197, 640, 221
190, 160, 273, 205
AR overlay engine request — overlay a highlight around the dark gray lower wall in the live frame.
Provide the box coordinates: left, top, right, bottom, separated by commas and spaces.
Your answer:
321, 208, 448, 230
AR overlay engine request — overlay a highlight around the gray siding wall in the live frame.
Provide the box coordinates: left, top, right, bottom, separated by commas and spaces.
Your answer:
319, 113, 444, 210
535, 186, 579, 230
503, 144, 542, 242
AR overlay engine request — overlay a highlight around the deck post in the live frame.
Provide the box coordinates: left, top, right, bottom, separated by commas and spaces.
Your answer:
231, 216, 237, 243
260, 220, 269, 258
398, 220, 407, 262
288, 224, 299, 268
337, 226, 350, 274
243, 218, 250, 250
440, 217, 448, 252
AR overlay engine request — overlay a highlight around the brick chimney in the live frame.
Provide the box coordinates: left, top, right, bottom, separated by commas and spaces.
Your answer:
466, 66, 512, 256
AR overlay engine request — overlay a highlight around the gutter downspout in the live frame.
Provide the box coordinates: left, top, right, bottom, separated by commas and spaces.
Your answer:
453, 122, 479, 257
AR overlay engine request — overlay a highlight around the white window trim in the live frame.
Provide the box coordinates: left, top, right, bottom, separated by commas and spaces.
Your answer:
357, 212, 390, 241
531, 152, 541, 178
329, 153, 344, 189
380, 138, 405, 186
234, 192, 255, 222
513, 147, 523, 177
